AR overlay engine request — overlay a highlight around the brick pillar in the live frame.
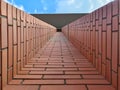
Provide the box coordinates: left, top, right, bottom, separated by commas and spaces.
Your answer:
0, 1, 8, 89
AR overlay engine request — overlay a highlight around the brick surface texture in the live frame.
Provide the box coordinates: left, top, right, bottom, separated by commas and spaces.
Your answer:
0, 0, 119, 90
62, 0, 119, 90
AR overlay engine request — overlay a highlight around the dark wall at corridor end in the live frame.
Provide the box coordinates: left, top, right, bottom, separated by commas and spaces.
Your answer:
31, 14, 87, 30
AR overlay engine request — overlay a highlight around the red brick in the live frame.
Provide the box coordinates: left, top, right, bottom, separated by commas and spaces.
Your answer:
102, 64, 106, 77
106, 60, 112, 82
119, 26, 120, 65
0, 51, 1, 75
8, 68, 12, 82
8, 26, 13, 67
23, 80, 64, 85
48, 62, 74, 65
119, 0, 120, 23
46, 68, 78, 71
66, 79, 109, 84
44, 75, 81, 79
65, 71, 99, 75
64, 64, 93, 68
98, 27, 102, 53
30, 71, 63, 75
23, 30, 27, 57
78, 67, 96, 71
49, 58, 62, 60
1, 18, 7, 48
112, 32, 118, 72
98, 8, 102, 25
0, 1, 7, 15
21, 11, 24, 20
21, 43, 24, 65
21, 22, 24, 42
28, 62, 47, 65
2, 49, 8, 87
0, 76, 1, 90
112, 16, 118, 31
40, 85, 87, 90
96, 21, 99, 30
92, 12, 95, 26
94, 10, 98, 19
82, 75, 104, 79
9, 80, 23, 85
13, 46, 17, 76
107, 2, 112, 24
88, 85, 115, 90
17, 62, 21, 71
13, 7, 17, 18
95, 32, 99, 67
17, 27, 21, 61
17, 9, 21, 26
112, 0, 119, 16
24, 64, 34, 68
118, 67, 120, 90
3, 85, 39, 90
102, 5, 107, 18
107, 25, 112, 59
34, 65, 63, 68
7, 4, 13, 25
14, 75, 42, 79
13, 20, 17, 44
97, 55, 102, 73
112, 71, 117, 89
102, 19, 106, 31
18, 70, 29, 75
102, 32, 106, 64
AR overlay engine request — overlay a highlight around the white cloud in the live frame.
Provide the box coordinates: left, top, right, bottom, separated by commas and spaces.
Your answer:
96, 0, 104, 6
41, 0, 45, 4
40, 0, 48, 11
14, 5, 24, 11
89, 0, 114, 12
55, 0, 82, 13
55, 0, 114, 13
97, 0, 114, 5
43, 6, 47, 11
34, 9, 38, 13
88, 0, 94, 12
4, 0, 25, 11
4, 0, 11, 4
68, 0, 75, 5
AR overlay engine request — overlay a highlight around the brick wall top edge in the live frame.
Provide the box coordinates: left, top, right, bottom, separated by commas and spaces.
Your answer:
0, 1, 7, 15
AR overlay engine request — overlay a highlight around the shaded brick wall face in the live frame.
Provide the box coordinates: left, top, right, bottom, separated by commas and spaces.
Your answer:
0, 1, 56, 89
62, 0, 120, 90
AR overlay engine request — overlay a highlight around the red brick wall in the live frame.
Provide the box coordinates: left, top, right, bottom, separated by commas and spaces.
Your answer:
0, 1, 56, 89
62, 0, 119, 89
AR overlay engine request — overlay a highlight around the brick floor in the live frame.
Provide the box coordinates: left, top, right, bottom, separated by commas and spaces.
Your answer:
3, 32, 115, 90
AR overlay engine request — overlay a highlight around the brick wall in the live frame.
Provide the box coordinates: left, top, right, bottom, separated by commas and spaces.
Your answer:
62, 0, 120, 90
0, 1, 56, 89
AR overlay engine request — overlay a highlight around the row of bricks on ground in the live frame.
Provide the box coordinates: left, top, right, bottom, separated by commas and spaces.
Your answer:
10, 66, 119, 77
3, 85, 115, 90
8, 79, 110, 85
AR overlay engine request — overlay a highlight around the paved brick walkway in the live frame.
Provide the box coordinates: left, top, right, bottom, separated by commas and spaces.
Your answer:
4, 33, 115, 90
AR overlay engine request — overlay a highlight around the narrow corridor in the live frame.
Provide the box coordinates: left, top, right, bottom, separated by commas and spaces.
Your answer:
3, 32, 115, 90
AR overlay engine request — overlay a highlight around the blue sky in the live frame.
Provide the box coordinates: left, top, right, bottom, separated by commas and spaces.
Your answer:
4, 0, 114, 14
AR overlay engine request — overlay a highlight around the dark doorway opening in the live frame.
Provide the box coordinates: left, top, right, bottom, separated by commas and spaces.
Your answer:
57, 29, 61, 32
